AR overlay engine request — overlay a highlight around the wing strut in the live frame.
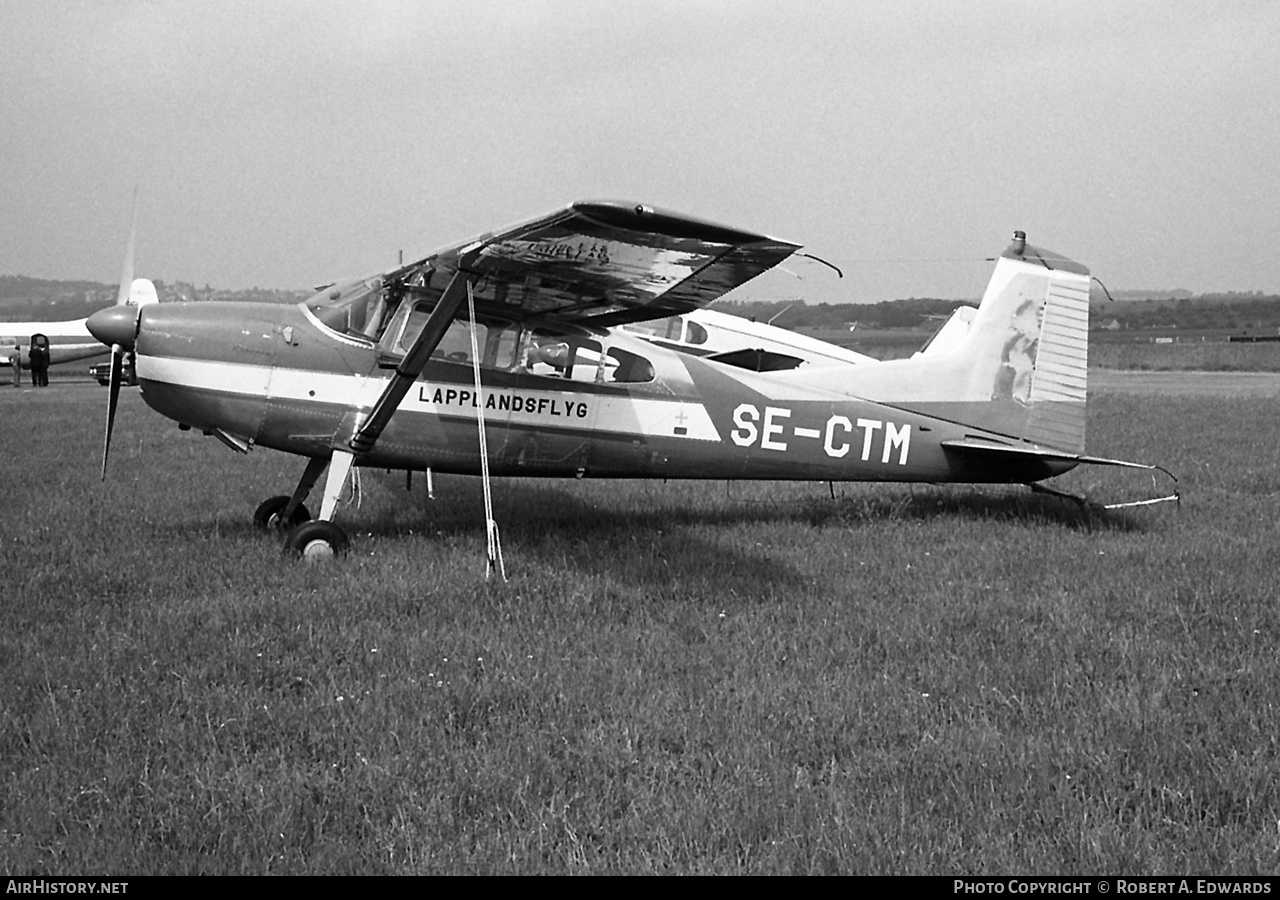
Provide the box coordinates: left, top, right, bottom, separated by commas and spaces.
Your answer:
310, 248, 482, 532
349, 253, 478, 455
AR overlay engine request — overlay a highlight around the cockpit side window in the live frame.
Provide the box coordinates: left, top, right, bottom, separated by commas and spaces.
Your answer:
382, 299, 518, 370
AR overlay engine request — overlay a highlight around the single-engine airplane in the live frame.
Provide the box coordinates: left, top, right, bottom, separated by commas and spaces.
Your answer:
86, 200, 1176, 564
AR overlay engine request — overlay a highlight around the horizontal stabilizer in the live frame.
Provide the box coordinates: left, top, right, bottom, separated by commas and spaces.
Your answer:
942, 438, 1180, 508
940, 437, 1079, 464
943, 436, 1173, 473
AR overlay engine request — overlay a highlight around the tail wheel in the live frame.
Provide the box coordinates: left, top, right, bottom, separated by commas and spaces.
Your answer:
283, 520, 350, 562
254, 496, 312, 531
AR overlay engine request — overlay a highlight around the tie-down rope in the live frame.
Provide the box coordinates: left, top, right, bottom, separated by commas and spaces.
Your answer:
466, 281, 507, 581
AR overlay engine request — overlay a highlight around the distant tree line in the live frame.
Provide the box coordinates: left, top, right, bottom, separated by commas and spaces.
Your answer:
3, 274, 1279, 334
1095, 294, 1280, 333
715, 293, 1280, 334
0, 275, 306, 319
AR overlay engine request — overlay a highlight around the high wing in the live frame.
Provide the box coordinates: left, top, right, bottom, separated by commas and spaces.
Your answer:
383, 200, 801, 330
300, 202, 800, 528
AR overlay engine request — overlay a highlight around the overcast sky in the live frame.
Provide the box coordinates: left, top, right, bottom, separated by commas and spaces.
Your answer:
2, 0, 1277, 303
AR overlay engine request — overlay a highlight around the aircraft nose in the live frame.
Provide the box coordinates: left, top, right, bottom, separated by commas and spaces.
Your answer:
87, 306, 142, 350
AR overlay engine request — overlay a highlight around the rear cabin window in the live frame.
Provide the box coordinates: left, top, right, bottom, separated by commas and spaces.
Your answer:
523, 332, 654, 384
607, 347, 655, 383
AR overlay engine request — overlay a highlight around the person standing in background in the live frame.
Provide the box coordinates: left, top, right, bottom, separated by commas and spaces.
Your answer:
28, 341, 48, 386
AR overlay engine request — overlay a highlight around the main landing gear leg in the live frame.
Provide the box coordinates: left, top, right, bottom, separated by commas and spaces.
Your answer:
276, 254, 482, 563
253, 455, 326, 531
283, 450, 353, 561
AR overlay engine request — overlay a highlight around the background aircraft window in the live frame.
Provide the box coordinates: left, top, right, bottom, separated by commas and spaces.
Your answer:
620, 320, 659, 337
621, 315, 683, 341
686, 320, 708, 345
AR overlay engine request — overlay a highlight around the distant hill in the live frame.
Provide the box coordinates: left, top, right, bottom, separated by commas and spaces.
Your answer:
713, 292, 1280, 336
1091, 293, 1280, 335
0, 275, 118, 319
0, 274, 307, 319
1109, 289, 1196, 301
4, 274, 1279, 337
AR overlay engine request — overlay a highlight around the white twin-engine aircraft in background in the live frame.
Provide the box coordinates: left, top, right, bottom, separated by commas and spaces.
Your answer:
2, 202, 157, 375
624, 307, 877, 370
86, 200, 1177, 566
0, 281, 158, 374
625, 302, 979, 372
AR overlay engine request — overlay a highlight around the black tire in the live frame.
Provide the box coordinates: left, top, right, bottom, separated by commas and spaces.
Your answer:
283, 520, 350, 561
253, 495, 312, 531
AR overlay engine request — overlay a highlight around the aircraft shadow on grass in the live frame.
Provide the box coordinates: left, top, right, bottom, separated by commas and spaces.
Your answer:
414, 478, 1148, 534
356, 478, 1146, 585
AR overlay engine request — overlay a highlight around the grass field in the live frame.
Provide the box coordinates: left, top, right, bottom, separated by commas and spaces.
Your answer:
2, 382, 1279, 874
1090, 341, 1280, 373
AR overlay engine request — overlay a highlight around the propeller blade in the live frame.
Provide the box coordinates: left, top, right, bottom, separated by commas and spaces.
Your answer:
116, 187, 138, 307
101, 345, 124, 481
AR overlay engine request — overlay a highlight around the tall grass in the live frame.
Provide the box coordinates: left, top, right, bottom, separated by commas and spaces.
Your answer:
2, 386, 1278, 873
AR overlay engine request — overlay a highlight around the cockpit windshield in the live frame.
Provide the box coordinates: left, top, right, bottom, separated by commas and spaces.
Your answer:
301, 277, 391, 340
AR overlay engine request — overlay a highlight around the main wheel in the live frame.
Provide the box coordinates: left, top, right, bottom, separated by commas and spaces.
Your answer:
254, 496, 312, 531
283, 520, 350, 562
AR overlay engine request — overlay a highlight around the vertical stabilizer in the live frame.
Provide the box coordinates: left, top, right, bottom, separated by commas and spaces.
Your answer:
825, 232, 1093, 453
1022, 257, 1090, 452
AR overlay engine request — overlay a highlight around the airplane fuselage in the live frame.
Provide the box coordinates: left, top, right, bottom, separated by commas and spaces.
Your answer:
130, 300, 1073, 486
